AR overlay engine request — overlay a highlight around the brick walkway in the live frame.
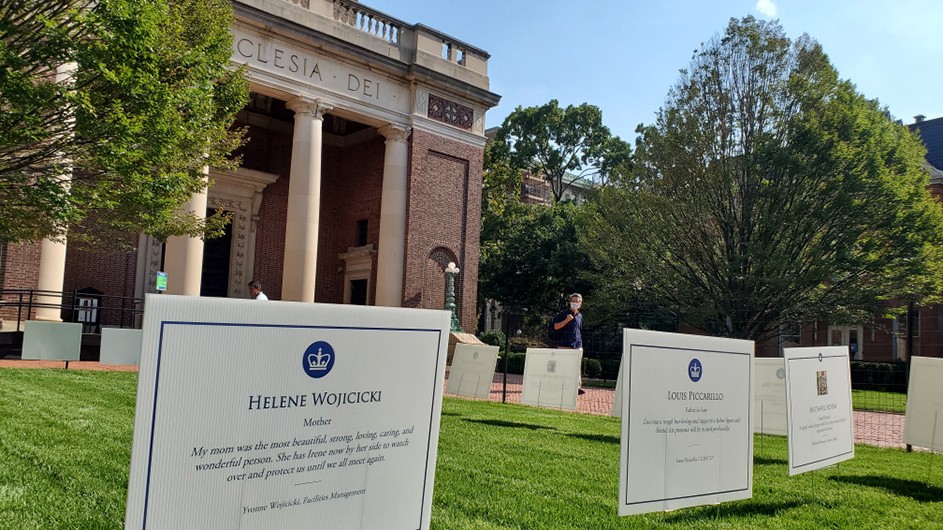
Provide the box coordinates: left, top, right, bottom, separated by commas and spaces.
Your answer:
0, 359, 906, 448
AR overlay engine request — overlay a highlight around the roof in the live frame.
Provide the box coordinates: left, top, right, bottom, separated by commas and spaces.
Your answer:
910, 116, 943, 172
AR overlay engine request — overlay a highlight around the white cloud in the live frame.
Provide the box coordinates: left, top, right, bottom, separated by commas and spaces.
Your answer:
756, 0, 778, 17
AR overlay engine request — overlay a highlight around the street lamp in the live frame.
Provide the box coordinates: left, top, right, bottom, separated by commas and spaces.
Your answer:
445, 262, 463, 333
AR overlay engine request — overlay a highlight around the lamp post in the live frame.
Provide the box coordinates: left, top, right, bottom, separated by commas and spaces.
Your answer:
445, 262, 463, 333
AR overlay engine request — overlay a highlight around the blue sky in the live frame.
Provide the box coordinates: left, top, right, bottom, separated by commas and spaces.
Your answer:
367, 0, 943, 141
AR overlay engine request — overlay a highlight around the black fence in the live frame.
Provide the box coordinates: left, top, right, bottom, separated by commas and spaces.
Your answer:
485, 307, 911, 448
0, 288, 143, 333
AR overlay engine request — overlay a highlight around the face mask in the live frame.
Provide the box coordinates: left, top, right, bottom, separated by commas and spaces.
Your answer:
570, 302, 581, 310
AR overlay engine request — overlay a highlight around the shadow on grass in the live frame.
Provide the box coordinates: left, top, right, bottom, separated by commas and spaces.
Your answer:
440, 411, 463, 417
754, 455, 788, 466
665, 500, 802, 522
566, 432, 620, 445
464, 419, 555, 431
830, 475, 943, 502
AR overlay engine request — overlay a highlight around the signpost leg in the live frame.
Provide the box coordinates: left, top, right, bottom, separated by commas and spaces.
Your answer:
928, 410, 938, 486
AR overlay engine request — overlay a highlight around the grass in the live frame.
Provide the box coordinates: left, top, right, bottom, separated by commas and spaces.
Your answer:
1, 368, 942, 529
852, 389, 907, 414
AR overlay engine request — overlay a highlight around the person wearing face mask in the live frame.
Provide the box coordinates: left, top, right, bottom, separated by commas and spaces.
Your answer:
551, 293, 583, 349
550, 293, 585, 395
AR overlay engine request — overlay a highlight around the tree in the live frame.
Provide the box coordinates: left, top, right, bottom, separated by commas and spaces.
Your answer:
479, 201, 594, 319
495, 100, 631, 203
580, 16, 943, 341
0, 0, 248, 243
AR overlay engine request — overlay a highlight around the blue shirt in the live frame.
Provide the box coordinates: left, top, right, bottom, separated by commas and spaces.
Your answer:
552, 309, 583, 349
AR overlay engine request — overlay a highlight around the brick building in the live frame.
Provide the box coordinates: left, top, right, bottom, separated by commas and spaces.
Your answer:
0, 0, 499, 332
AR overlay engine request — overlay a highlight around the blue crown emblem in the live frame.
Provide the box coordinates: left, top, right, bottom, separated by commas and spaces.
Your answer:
302, 341, 335, 379
307, 348, 331, 370
688, 358, 702, 382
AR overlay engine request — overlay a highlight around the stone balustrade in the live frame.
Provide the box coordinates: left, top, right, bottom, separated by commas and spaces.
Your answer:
264, 0, 490, 86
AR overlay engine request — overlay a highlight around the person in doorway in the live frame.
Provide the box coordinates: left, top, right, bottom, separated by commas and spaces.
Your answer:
551, 293, 585, 394
248, 280, 268, 301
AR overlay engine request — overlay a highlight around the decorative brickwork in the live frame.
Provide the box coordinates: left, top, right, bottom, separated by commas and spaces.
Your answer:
404, 128, 483, 331
427, 94, 474, 130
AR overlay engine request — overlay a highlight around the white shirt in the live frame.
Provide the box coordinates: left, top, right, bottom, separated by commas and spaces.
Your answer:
255, 292, 268, 301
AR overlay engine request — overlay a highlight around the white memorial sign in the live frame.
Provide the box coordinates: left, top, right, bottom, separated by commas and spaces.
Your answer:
21, 321, 81, 362
754, 358, 787, 435
445, 343, 499, 399
618, 329, 753, 516
126, 295, 450, 530
783, 346, 854, 476
520, 348, 582, 411
904, 356, 943, 450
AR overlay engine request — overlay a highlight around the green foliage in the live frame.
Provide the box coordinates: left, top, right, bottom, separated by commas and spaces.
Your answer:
495, 99, 631, 202
850, 362, 908, 393
581, 16, 943, 340
0, 0, 248, 243
479, 201, 594, 317
478, 329, 505, 347
495, 352, 526, 374
581, 357, 602, 378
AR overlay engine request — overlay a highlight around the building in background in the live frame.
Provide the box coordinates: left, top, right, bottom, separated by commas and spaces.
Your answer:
0, 0, 500, 333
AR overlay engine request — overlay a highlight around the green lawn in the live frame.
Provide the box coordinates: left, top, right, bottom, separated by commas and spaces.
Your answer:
1, 368, 941, 529
852, 389, 907, 414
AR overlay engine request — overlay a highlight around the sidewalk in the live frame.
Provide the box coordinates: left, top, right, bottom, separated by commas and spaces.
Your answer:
0, 359, 905, 448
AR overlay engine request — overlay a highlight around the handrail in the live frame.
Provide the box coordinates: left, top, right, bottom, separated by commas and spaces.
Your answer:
0, 288, 144, 332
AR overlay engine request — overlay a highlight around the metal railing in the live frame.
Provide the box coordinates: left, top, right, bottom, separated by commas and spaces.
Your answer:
0, 288, 144, 332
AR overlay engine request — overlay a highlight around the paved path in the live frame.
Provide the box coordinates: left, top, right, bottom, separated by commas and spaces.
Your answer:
0, 359, 906, 448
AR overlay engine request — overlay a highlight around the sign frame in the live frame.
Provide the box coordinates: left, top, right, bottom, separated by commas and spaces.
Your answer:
783, 346, 855, 476
618, 329, 754, 516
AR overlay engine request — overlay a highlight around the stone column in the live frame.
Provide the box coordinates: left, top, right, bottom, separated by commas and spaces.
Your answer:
34, 63, 75, 321
164, 170, 209, 296
281, 97, 332, 302
375, 124, 411, 307
34, 238, 68, 321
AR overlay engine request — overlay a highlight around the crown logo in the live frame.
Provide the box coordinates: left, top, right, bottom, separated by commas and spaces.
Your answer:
307, 348, 331, 371
688, 358, 703, 382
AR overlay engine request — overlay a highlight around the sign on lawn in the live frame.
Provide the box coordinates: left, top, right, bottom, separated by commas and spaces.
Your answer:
903, 356, 943, 450
783, 346, 854, 476
618, 329, 753, 515
754, 358, 788, 436
520, 348, 582, 410
445, 343, 499, 399
125, 295, 450, 530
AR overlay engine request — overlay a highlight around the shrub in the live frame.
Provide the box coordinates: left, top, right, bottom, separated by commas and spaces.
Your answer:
600, 358, 621, 380
582, 358, 603, 379
495, 352, 526, 375
479, 329, 506, 347
850, 361, 907, 393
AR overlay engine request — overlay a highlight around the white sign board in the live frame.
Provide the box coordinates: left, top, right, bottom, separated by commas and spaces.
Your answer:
126, 295, 450, 530
904, 356, 943, 450
99, 328, 143, 366
445, 343, 499, 399
754, 358, 787, 435
21, 321, 81, 361
783, 346, 854, 476
618, 329, 753, 516
520, 348, 582, 411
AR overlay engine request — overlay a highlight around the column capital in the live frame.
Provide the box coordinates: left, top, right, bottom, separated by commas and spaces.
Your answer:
286, 96, 333, 119
378, 124, 411, 143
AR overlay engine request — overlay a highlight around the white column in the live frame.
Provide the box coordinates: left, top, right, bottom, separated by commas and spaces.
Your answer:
34, 63, 75, 321
34, 238, 68, 321
281, 97, 332, 302
375, 124, 411, 307
164, 170, 208, 296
